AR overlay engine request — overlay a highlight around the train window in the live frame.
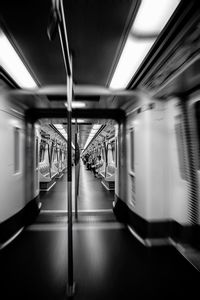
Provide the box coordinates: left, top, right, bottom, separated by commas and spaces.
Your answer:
50, 144, 53, 163
14, 127, 20, 173
111, 141, 115, 163
115, 138, 118, 168
175, 123, 187, 180
55, 148, 58, 161
130, 129, 134, 173
195, 101, 200, 168
104, 143, 108, 164
39, 140, 45, 162
35, 169, 39, 191
102, 147, 105, 161
107, 143, 113, 164
36, 138, 39, 168
52, 147, 56, 161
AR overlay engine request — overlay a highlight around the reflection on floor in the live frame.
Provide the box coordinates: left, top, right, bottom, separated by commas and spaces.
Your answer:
1, 224, 199, 300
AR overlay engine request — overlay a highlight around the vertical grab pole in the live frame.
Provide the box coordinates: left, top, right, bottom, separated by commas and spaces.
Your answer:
47, 0, 75, 295
58, 0, 75, 296
77, 124, 80, 197
75, 119, 78, 219
66, 69, 75, 296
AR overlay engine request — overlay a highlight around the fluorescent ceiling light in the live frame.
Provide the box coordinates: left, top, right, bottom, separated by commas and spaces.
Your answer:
54, 124, 68, 140
54, 124, 63, 129
109, 0, 180, 89
64, 101, 86, 108
72, 119, 85, 123
110, 38, 155, 89
83, 124, 102, 151
53, 124, 75, 150
93, 124, 102, 130
133, 0, 180, 35
59, 129, 66, 134
0, 29, 37, 89
90, 129, 99, 134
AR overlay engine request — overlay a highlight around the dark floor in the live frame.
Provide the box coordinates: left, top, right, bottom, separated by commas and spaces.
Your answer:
0, 224, 199, 300
0, 162, 199, 299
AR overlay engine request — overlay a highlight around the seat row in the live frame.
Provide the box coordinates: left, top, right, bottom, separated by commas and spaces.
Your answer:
39, 161, 67, 191
99, 164, 115, 190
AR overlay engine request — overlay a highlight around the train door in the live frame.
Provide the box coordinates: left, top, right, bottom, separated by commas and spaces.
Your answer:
127, 126, 136, 211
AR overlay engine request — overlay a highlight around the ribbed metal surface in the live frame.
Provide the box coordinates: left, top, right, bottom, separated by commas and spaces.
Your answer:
175, 123, 187, 181
182, 102, 199, 224
131, 176, 136, 207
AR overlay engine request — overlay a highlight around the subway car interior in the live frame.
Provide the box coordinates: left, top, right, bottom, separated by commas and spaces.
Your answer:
0, 0, 200, 299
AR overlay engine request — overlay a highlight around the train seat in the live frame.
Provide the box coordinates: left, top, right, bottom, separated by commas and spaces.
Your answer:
100, 164, 115, 178
52, 161, 64, 178
39, 165, 50, 178
100, 164, 115, 190
107, 165, 115, 177
39, 163, 57, 191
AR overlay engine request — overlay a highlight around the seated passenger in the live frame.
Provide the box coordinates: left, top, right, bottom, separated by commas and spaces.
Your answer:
84, 154, 89, 165
94, 155, 103, 177
87, 155, 92, 170
91, 157, 97, 175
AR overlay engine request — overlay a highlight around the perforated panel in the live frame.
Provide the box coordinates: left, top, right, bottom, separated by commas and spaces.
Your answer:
175, 122, 187, 181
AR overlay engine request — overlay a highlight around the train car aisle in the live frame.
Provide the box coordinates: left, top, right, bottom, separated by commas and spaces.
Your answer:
39, 160, 114, 211
77, 160, 114, 210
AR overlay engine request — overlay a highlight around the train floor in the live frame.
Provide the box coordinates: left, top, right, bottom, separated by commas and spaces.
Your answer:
39, 162, 114, 211
0, 162, 200, 299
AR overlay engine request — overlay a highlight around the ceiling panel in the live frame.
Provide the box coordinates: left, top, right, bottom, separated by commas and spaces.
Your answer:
0, 0, 139, 87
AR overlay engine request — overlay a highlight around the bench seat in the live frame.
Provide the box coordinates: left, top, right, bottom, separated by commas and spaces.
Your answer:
39, 163, 58, 191
100, 164, 115, 190
101, 178, 115, 190
52, 162, 64, 178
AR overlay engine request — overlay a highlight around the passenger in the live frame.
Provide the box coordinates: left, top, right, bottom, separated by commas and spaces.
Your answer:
94, 155, 103, 177
86, 154, 92, 170
91, 156, 97, 175
84, 154, 89, 165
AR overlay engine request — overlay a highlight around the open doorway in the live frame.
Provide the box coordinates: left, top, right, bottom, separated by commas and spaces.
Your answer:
35, 118, 117, 223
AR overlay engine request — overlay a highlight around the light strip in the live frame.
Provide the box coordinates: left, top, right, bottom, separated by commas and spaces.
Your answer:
72, 119, 85, 123
0, 29, 37, 89
82, 124, 102, 152
64, 102, 86, 108
54, 124, 63, 129
54, 124, 68, 140
54, 124, 75, 150
93, 124, 102, 130
133, 0, 180, 35
110, 38, 155, 89
109, 0, 180, 89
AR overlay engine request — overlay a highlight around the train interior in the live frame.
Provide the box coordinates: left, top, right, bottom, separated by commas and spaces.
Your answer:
0, 0, 200, 299
37, 117, 116, 215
